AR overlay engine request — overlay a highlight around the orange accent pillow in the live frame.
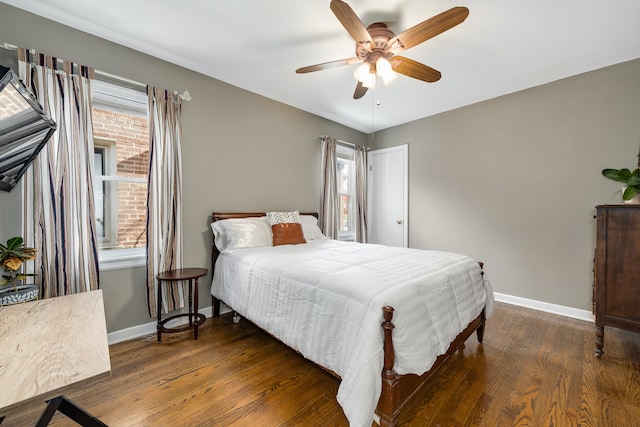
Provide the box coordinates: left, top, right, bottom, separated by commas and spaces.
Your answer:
272, 223, 307, 246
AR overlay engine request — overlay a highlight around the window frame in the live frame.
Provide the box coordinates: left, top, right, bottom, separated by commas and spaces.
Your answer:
93, 138, 118, 248
92, 79, 148, 271
98, 246, 145, 271
336, 144, 356, 242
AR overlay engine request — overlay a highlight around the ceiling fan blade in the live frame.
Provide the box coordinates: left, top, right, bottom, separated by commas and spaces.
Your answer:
296, 58, 362, 74
386, 7, 469, 54
353, 81, 368, 99
390, 56, 441, 82
330, 0, 374, 45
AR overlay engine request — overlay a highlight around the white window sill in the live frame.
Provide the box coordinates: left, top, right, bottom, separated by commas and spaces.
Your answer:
98, 247, 145, 271
338, 232, 356, 242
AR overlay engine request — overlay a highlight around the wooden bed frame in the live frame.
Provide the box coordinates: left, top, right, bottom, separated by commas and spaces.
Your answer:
210, 212, 487, 427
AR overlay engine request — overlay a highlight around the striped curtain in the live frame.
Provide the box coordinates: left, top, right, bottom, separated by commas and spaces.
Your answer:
18, 48, 100, 298
354, 145, 367, 243
319, 135, 339, 239
145, 87, 184, 318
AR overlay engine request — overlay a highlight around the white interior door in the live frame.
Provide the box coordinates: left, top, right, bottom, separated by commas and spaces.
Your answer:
367, 144, 408, 247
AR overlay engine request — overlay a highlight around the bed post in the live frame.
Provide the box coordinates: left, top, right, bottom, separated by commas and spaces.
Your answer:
378, 306, 400, 427
211, 230, 222, 317
212, 296, 221, 317
476, 262, 486, 343
476, 308, 486, 343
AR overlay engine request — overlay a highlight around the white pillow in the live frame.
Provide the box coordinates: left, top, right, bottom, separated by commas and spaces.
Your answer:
266, 210, 300, 225
300, 215, 326, 240
211, 217, 272, 253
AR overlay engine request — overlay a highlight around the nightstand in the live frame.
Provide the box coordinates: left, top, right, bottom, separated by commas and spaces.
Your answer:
156, 268, 208, 341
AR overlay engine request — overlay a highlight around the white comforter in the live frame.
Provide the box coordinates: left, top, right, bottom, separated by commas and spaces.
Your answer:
211, 239, 494, 427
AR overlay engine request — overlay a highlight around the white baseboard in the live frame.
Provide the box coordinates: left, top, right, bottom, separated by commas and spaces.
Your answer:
107, 305, 224, 345
493, 292, 594, 323
107, 295, 593, 345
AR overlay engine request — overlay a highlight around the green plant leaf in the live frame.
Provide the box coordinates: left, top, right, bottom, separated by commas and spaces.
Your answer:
602, 168, 633, 183
628, 175, 640, 188
623, 186, 638, 200
6, 236, 24, 250
0, 236, 34, 265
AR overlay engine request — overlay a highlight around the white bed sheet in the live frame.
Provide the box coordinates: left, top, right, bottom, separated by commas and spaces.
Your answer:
211, 239, 494, 427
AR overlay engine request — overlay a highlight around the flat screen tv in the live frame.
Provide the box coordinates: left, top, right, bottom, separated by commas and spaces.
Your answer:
0, 65, 56, 192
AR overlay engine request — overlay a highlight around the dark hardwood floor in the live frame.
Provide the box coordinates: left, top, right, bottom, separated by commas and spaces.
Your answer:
3, 302, 639, 426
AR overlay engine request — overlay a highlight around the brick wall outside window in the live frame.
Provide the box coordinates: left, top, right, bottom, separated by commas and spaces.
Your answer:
0, 83, 29, 119
92, 107, 149, 249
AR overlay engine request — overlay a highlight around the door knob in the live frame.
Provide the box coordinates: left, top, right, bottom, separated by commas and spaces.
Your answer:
396, 219, 403, 225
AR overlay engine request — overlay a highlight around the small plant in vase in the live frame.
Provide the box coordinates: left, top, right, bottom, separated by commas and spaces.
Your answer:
602, 146, 640, 203
0, 236, 38, 305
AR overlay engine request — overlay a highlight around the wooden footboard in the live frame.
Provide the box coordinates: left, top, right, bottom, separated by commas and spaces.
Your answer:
377, 306, 486, 427
213, 297, 486, 426
377, 261, 487, 426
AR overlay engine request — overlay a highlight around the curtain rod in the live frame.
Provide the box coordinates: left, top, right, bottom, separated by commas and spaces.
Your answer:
318, 136, 367, 150
98, 71, 191, 101
1, 42, 191, 101
1, 42, 17, 52
0, 42, 145, 89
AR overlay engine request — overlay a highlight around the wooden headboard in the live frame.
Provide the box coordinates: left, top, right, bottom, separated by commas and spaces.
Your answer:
211, 211, 318, 223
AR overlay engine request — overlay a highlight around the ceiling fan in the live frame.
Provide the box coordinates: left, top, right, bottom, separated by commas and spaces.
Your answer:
296, 0, 469, 99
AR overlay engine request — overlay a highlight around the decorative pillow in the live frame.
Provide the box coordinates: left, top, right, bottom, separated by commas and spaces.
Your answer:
271, 223, 306, 246
299, 215, 326, 240
211, 217, 272, 253
266, 210, 300, 225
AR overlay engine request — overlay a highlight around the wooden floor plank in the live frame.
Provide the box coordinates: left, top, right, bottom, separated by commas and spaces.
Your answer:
2, 302, 639, 426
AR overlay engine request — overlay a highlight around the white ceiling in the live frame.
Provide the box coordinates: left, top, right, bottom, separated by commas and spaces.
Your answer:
4, 0, 640, 133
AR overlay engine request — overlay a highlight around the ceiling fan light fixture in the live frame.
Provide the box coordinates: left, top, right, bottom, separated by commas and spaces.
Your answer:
376, 57, 397, 85
354, 62, 376, 89
361, 73, 376, 89
382, 73, 397, 86
354, 63, 371, 82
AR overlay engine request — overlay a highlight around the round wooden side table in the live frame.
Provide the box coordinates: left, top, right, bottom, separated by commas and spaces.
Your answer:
156, 267, 208, 341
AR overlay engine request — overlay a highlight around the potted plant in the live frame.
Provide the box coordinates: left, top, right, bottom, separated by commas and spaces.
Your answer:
601, 167, 640, 202
602, 147, 640, 203
0, 236, 38, 305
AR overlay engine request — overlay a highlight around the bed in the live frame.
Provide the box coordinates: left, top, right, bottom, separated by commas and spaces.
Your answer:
209, 211, 494, 427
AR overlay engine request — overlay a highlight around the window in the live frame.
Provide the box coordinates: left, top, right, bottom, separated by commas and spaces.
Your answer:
336, 144, 356, 241
91, 79, 148, 269
93, 139, 117, 246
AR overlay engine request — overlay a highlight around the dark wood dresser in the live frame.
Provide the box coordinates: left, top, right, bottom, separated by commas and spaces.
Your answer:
594, 204, 640, 357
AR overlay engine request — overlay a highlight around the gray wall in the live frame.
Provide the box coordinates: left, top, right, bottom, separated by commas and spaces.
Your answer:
0, 3, 366, 332
370, 58, 640, 311
0, 187, 22, 245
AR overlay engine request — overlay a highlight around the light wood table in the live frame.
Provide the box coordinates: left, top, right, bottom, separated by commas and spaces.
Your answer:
0, 290, 111, 425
